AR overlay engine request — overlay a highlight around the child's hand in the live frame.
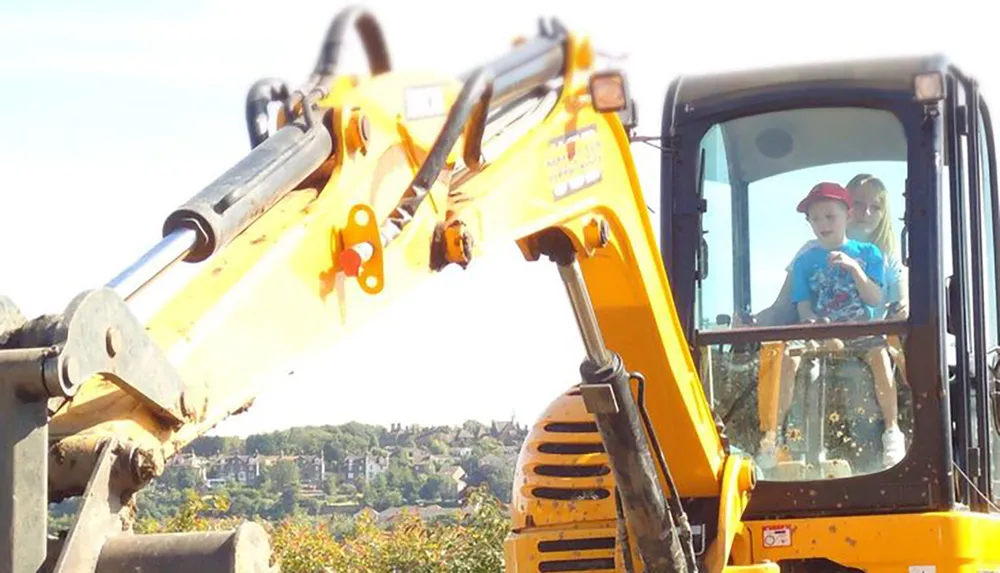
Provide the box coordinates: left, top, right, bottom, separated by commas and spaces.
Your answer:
827, 251, 861, 274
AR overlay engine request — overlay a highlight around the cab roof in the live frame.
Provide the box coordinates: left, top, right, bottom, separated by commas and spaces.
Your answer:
671, 53, 949, 111
671, 54, 951, 184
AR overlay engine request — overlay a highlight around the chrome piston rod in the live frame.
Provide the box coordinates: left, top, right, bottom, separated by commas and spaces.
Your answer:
105, 229, 198, 300
557, 261, 610, 367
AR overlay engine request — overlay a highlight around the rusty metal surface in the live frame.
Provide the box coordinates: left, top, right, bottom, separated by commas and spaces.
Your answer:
0, 382, 50, 573
56, 289, 188, 426
48, 435, 162, 503
51, 439, 134, 573
1, 293, 51, 573
96, 523, 273, 573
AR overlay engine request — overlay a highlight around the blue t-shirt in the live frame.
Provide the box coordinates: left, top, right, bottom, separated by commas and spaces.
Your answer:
791, 240, 886, 322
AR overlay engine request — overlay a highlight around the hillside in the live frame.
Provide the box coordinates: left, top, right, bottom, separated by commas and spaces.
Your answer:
49, 419, 529, 531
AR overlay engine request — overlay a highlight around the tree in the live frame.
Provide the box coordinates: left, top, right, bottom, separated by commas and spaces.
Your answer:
428, 438, 448, 455
275, 488, 300, 518
266, 460, 300, 494
159, 466, 203, 491
322, 475, 338, 496
462, 420, 486, 434
420, 475, 448, 501
472, 436, 504, 459
466, 462, 514, 504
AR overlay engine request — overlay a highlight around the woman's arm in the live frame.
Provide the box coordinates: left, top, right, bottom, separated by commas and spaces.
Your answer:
886, 252, 909, 319
753, 272, 794, 327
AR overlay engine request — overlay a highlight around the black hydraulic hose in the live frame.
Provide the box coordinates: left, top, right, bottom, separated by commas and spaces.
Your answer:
244, 6, 391, 148
245, 78, 291, 149
378, 25, 568, 247
457, 18, 567, 114
306, 5, 391, 95
634, 372, 699, 571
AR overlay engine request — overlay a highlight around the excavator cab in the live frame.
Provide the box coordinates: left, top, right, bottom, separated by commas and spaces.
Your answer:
662, 55, 1000, 566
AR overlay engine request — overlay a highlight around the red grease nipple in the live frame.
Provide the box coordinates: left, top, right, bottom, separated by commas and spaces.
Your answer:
339, 242, 375, 277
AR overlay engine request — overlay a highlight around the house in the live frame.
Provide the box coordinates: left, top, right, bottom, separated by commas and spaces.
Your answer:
453, 426, 482, 446
170, 452, 209, 481
339, 450, 389, 485
437, 465, 468, 496
293, 451, 326, 484
489, 418, 528, 445
207, 454, 265, 486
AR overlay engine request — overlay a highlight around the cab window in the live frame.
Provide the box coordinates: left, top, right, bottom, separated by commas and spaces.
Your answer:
694, 106, 913, 482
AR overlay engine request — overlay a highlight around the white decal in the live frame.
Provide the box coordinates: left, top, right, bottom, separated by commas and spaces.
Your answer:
762, 525, 792, 548
404, 85, 446, 120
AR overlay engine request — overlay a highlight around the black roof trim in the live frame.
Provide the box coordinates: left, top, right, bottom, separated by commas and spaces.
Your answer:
671, 53, 950, 111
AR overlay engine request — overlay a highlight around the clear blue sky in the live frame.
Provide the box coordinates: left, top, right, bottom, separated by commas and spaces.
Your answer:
0, 0, 991, 435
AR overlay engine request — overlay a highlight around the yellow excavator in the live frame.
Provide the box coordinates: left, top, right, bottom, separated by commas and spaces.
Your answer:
3, 6, 1000, 573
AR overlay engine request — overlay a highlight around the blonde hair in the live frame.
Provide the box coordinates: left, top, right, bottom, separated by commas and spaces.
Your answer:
846, 173, 897, 257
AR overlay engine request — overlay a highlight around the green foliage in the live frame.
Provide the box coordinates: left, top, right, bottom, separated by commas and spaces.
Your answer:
138, 485, 510, 573
271, 485, 509, 572
100, 420, 527, 549
136, 489, 237, 534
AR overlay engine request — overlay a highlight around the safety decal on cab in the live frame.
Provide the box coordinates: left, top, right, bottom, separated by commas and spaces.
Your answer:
761, 525, 792, 548
546, 124, 603, 200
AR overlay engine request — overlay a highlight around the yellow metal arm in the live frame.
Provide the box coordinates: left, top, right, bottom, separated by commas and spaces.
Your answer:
0, 9, 759, 572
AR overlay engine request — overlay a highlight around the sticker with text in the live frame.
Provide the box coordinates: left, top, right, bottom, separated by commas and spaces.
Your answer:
762, 525, 792, 548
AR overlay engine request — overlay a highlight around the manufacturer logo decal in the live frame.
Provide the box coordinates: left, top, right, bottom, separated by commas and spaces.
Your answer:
546, 124, 602, 199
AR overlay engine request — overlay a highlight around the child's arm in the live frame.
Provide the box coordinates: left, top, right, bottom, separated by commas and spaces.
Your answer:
791, 256, 819, 322
829, 251, 883, 305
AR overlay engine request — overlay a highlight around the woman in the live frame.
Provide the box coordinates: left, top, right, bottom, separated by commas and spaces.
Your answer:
754, 174, 907, 325
753, 173, 908, 469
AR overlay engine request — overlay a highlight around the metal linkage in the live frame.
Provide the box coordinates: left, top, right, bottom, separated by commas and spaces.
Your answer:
540, 234, 695, 573
1, 296, 68, 573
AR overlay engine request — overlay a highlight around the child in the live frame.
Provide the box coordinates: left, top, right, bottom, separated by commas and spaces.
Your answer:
791, 182, 885, 324
759, 182, 905, 470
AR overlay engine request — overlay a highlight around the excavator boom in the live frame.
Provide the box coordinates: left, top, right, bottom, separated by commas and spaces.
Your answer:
0, 8, 760, 573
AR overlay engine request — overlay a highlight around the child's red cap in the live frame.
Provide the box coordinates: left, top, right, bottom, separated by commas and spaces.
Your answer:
797, 182, 851, 213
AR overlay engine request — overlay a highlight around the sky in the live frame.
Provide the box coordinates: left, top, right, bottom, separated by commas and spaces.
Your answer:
0, 0, 995, 436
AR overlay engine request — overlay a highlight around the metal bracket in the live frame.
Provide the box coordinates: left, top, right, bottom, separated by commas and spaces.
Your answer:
0, 364, 49, 573
50, 439, 130, 573
337, 204, 384, 294
1, 288, 186, 426
579, 382, 620, 414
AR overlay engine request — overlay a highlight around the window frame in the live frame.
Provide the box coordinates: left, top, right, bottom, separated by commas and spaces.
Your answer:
661, 83, 953, 519
947, 68, 1000, 511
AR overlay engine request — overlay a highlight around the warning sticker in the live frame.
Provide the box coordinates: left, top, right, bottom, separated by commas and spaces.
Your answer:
762, 525, 792, 548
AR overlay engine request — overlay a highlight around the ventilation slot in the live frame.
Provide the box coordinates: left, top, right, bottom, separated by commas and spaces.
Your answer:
538, 537, 615, 552
538, 558, 616, 572
544, 421, 598, 433
533, 464, 610, 478
537, 442, 605, 455
531, 487, 610, 501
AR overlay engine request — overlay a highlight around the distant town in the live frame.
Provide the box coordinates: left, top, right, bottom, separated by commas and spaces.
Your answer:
51, 418, 530, 530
